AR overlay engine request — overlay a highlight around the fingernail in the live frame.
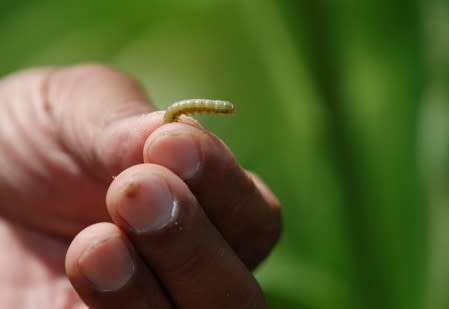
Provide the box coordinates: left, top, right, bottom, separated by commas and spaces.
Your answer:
147, 131, 201, 180
79, 236, 135, 291
118, 175, 176, 233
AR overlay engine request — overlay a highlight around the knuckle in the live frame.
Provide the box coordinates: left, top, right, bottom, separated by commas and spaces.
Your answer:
69, 63, 117, 76
65, 63, 142, 90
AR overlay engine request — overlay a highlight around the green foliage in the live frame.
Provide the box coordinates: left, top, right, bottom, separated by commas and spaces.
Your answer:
1, 1, 448, 308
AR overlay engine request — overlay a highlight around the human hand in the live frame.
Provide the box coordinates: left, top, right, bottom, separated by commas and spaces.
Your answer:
0, 64, 281, 308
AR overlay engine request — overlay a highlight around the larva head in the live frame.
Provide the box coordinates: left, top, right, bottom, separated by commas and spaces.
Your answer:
216, 100, 236, 113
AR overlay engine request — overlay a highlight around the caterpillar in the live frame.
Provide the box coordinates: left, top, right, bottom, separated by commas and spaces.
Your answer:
163, 99, 235, 123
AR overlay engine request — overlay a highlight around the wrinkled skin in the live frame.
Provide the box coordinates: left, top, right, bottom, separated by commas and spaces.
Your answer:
0, 64, 281, 308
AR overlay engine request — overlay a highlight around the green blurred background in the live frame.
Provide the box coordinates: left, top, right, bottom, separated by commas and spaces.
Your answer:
1, 1, 448, 308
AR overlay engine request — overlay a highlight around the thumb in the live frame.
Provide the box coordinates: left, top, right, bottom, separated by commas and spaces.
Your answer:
48, 64, 165, 180
0, 64, 165, 236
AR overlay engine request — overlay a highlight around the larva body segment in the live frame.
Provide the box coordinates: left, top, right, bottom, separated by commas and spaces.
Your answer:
163, 99, 235, 123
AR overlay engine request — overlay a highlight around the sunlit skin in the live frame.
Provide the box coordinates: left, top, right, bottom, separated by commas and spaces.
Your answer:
0, 64, 281, 308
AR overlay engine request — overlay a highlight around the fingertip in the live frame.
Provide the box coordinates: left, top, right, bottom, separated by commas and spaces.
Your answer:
65, 222, 173, 308
143, 123, 205, 180
66, 223, 135, 293
107, 164, 179, 235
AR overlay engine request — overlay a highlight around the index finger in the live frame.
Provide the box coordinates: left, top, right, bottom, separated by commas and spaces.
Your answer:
143, 122, 281, 269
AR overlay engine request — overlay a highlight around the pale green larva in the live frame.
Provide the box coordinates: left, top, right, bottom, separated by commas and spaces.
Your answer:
163, 99, 235, 123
